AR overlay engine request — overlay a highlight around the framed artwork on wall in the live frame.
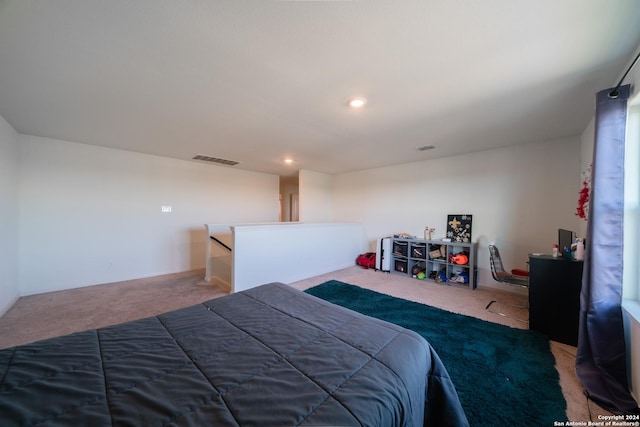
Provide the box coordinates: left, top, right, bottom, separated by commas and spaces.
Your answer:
447, 214, 472, 242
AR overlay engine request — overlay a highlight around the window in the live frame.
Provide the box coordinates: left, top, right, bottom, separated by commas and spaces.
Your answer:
624, 102, 640, 302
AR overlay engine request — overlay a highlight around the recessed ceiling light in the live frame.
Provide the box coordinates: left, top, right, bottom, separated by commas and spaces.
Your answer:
283, 158, 294, 164
347, 97, 367, 109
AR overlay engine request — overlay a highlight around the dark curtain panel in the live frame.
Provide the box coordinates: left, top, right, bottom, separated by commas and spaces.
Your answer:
576, 84, 639, 414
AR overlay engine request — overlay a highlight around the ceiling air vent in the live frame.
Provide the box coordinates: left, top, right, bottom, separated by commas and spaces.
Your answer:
417, 145, 435, 151
192, 154, 239, 166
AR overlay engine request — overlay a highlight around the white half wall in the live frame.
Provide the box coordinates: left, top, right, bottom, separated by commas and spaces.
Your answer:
0, 113, 20, 315
231, 222, 365, 292
18, 135, 280, 295
332, 138, 582, 289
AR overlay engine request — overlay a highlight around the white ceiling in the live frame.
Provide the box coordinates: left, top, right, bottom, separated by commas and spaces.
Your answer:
1, 1, 640, 176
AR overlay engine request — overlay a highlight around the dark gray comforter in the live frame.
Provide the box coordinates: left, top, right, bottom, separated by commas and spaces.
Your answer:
0, 283, 467, 426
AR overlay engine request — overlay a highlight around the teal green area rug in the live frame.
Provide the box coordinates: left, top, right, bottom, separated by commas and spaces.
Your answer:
305, 280, 566, 427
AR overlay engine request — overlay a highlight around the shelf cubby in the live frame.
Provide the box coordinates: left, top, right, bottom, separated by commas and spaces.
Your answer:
390, 238, 477, 289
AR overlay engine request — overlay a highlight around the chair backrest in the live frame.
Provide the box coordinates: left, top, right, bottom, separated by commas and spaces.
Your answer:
488, 244, 529, 287
488, 244, 507, 281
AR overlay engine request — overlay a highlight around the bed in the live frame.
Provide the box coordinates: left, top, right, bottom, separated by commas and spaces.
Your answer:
0, 282, 467, 426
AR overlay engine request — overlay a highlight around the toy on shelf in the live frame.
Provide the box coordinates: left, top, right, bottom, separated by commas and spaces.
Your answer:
449, 252, 469, 265
424, 226, 435, 240
394, 232, 414, 239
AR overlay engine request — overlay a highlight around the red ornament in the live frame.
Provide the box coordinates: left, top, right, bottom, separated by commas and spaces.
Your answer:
576, 182, 589, 220
576, 164, 591, 221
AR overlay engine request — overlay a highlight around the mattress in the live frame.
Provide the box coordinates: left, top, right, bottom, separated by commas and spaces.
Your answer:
0, 282, 467, 426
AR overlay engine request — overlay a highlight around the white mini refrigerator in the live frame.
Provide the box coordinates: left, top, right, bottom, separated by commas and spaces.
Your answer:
376, 237, 391, 272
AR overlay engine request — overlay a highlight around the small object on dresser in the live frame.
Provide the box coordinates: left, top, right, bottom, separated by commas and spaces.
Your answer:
552, 244, 559, 258
574, 239, 584, 261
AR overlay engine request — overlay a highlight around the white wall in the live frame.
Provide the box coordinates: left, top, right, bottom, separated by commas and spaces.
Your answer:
0, 114, 20, 315
332, 137, 582, 288
18, 135, 280, 295
299, 169, 333, 222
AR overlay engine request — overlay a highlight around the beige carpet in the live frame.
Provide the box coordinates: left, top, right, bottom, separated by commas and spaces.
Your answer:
0, 269, 228, 349
0, 266, 610, 423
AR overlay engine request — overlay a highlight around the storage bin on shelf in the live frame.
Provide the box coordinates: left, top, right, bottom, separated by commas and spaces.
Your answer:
392, 240, 408, 257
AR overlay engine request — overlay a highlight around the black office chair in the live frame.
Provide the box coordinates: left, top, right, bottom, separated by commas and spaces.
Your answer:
485, 244, 529, 323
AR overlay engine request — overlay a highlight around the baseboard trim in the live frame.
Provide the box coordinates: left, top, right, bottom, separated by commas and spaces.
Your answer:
0, 294, 20, 318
